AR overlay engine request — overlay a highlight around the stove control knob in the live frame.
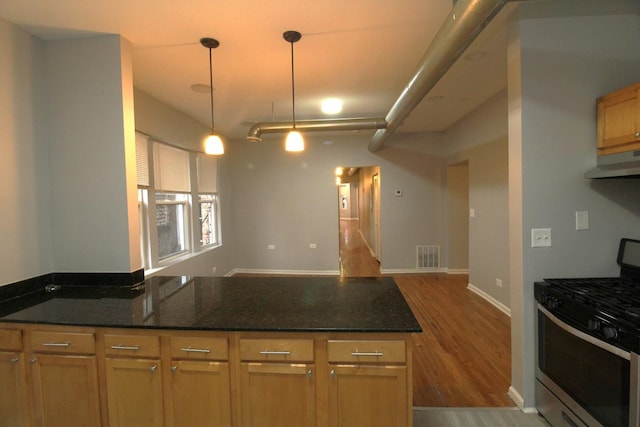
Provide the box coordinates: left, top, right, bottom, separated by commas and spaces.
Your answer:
547, 297, 560, 310
602, 326, 618, 340
587, 319, 601, 331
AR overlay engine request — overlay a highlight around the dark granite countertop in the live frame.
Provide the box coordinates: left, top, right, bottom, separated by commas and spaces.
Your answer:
0, 276, 421, 333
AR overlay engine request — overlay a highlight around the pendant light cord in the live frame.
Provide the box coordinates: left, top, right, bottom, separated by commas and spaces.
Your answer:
290, 40, 296, 130
208, 47, 215, 133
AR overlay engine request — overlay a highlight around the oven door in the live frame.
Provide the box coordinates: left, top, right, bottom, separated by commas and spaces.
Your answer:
536, 305, 639, 427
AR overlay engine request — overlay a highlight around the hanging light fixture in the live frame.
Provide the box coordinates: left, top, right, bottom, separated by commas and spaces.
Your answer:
283, 30, 304, 152
201, 37, 224, 155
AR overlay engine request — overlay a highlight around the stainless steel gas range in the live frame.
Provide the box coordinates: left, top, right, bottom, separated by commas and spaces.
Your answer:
534, 238, 640, 427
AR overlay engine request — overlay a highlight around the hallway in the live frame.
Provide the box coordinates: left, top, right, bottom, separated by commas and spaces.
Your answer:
338, 219, 380, 277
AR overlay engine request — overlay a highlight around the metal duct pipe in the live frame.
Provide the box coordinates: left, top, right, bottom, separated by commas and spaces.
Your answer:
368, 0, 515, 152
247, 117, 387, 142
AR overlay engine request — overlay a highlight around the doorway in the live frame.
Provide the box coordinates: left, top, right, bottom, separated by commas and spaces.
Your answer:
336, 166, 380, 277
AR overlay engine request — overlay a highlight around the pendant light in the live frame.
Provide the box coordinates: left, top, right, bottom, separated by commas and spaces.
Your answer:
201, 37, 224, 155
283, 30, 304, 152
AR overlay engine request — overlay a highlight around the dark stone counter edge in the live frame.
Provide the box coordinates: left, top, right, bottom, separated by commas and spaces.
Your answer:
0, 318, 422, 333
0, 270, 145, 303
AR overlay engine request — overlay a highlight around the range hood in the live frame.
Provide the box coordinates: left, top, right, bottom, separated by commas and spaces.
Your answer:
585, 150, 640, 179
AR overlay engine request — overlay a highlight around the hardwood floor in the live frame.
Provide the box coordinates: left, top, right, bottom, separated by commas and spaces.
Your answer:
339, 219, 381, 277
339, 219, 514, 407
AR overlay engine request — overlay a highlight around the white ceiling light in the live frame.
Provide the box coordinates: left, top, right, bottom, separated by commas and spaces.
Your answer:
322, 98, 343, 115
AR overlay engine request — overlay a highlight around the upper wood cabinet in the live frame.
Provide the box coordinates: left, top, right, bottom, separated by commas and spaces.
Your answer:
597, 82, 640, 155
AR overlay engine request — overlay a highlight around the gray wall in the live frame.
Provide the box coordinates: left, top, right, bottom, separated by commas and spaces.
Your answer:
133, 89, 236, 277
0, 18, 52, 285
444, 91, 510, 309
509, 1, 640, 407
229, 133, 446, 273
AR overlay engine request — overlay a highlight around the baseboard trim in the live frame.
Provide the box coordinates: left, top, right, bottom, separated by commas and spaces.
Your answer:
229, 268, 340, 276
381, 268, 448, 274
507, 386, 538, 414
467, 283, 511, 317
446, 269, 469, 274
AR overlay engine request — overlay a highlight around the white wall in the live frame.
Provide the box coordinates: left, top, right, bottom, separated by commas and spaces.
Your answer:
0, 18, 53, 285
509, 1, 640, 407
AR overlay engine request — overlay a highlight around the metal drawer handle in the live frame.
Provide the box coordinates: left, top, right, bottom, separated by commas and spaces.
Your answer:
171, 366, 178, 373
111, 345, 140, 351
11, 356, 20, 363
180, 347, 211, 354
150, 365, 157, 373
351, 351, 384, 357
259, 350, 291, 355
42, 342, 70, 348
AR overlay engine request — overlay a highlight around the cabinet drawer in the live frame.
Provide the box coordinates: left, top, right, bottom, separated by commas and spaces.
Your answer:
104, 334, 160, 357
170, 336, 228, 360
31, 331, 95, 354
0, 329, 22, 351
240, 338, 314, 362
328, 340, 405, 363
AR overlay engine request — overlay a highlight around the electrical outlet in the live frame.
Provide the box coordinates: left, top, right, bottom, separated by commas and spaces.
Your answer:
531, 228, 552, 247
309, 243, 317, 249
268, 244, 276, 250
496, 278, 503, 288
211, 266, 217, 273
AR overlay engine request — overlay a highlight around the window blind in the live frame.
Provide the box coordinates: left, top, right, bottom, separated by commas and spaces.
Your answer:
135, 132, 149, 187
197, 154, 218, 193
153, 143, 191, 192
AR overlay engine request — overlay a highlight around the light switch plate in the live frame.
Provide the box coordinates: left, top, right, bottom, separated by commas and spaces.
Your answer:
575, 211, 589, 230
531, 228, 552, 247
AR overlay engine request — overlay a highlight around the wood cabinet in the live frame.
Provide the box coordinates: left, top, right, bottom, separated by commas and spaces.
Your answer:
597, 81, 640, 155
1, 325, 413, 427
166, 336, 231, 427
238, 338, 316, 427
104, 333, 164, 427
29, 330, 101, 427
327, 340, 410, 427
0, 329, 29, 427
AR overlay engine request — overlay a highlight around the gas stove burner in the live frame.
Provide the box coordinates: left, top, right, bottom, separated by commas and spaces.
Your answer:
625, 307, 640, 319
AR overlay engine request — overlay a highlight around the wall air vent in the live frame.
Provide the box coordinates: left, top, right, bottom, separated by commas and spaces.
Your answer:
417, 245, 440, 269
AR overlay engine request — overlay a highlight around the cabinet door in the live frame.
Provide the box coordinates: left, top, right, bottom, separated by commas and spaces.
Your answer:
167, 360, 231, 427
597, 86, 640, 154
31, 354, 101, 427
105, 358, 164, 427
0, 351, 29, 427
239, 362, 315, 427
328, 365, 407, 427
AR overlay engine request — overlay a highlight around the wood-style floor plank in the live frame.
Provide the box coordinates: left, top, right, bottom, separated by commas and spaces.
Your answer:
339, 219, 513, 407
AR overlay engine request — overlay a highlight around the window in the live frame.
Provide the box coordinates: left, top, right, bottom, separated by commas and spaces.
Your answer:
197, 153, 220, 248
135, 132, 222, 271
156, 192, 190, 259
199, 194, 219, 246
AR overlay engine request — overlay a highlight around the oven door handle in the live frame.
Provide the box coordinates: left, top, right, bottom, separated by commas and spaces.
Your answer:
538, 304, 631, 361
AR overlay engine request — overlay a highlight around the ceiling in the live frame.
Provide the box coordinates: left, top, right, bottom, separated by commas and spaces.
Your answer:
0, 0, 509, 141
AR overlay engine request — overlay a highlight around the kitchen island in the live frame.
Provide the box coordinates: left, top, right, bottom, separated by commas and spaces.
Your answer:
0, 275, 421, 427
